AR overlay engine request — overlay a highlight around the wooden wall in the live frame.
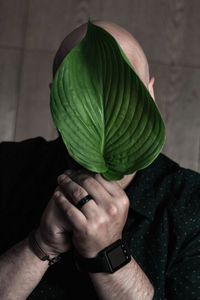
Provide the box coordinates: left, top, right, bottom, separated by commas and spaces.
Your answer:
0, 0, 199, 172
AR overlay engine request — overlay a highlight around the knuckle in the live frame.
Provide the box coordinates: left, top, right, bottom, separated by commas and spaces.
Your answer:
107, 203, 119, 217
79, 175, 93, 187
63, 206, 74, 219
96, 215, 107, 226
66, 208, 74, 218
54, 192, 64, 204
53, 188, 63, 201
120, 194, 129, 208
72, 188, 84, 200
54, 194, 69, 214
53, 191, 59, 198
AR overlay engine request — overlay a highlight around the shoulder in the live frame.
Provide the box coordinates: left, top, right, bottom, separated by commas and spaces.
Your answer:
153, 154, 200, 233
149, 153, 200, 199
0, 136, 61, 169
159, 154, 200, 206
169, 163, 200, 230
0, 136, 61, 207
0, 136, 48, 156
0, 137, 61, 253
142, 153, 200, 221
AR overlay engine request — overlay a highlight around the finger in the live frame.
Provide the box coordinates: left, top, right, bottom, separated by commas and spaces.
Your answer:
66, 169, 126, 198
51, 188, 73, 232
63, 170, 111, 207
92, 173, 127, 197
54, 190, 86, 231
57, 174, 98, 219
93, 174, 133, 215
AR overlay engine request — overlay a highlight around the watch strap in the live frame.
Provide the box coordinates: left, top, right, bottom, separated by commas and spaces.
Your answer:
73, 249, 111, 273
73, 239, 131, 273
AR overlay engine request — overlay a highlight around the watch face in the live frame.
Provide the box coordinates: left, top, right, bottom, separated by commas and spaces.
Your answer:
107, 245, 126, 269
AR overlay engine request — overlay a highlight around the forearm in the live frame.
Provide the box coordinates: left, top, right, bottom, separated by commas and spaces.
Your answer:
0, 236, 49, 300
89, 256, 154, 300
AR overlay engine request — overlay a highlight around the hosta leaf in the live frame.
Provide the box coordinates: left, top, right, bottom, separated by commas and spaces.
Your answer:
50, 20, 166, 180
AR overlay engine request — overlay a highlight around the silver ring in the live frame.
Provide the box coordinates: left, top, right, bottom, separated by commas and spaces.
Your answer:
76, 194, 93, 209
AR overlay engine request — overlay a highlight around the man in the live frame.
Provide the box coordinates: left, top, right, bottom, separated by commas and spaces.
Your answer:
0, 20, 199, 300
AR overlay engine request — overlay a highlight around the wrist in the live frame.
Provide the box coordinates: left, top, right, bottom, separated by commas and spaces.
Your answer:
33, 228, 61, 259
73, 238, 131, 274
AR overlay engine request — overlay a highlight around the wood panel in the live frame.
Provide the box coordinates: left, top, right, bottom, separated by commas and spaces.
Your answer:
25, 0, 102, 52
14, 50, 57, 141
150, 62, 200, 172
100, 0, 170, 64
0, 0, 27, 142
0, 48, 22, 141
0, 0, 27, 48
170, 0, 200, 67
164, 65, 200, 172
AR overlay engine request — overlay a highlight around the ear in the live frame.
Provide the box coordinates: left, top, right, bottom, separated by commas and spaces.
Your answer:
148, 77, 155, 101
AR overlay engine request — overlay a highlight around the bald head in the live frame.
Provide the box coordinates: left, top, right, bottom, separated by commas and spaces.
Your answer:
53, 20, 150, 86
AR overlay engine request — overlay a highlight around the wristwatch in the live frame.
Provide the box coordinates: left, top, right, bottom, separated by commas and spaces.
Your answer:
73, 239, 131, 273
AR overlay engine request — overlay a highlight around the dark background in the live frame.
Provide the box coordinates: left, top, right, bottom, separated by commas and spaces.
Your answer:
0, 0, 199, 172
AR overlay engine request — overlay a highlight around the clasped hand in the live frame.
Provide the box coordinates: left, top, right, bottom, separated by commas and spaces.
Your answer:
55, 169, 129, 258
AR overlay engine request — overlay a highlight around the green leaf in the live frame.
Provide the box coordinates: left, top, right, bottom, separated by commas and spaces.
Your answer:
50, 20, 166, 180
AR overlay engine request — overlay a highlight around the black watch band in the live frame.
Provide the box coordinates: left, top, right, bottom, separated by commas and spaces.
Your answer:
73, 239, 131, 273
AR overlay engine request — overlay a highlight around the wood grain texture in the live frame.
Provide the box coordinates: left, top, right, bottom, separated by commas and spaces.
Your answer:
0, 48, 22, 141
99, 0, 171, 64
25, 0, 102, 52
14, 50, 57, 141
0, 0, 27, 48
150, 62, 200, 171
173, 0, 200, 67
25, 0, 76, 51
165, 65, 200, 171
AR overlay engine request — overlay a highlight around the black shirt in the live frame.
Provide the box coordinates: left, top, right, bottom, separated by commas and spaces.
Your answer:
0, 136, 199, 300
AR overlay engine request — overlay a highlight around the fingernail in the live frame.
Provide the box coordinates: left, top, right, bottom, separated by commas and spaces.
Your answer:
57, 174, 67, 183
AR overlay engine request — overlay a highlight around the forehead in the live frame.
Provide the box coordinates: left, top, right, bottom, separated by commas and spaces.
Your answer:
54, 22, 148, 85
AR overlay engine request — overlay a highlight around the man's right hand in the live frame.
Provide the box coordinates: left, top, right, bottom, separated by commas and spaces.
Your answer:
34, 185, 72, 258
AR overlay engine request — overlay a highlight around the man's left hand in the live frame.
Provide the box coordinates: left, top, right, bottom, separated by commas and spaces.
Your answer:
56, 169, 129, 258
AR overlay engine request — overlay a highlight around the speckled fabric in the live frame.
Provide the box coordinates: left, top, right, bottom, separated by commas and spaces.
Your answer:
0, 136, 199, 299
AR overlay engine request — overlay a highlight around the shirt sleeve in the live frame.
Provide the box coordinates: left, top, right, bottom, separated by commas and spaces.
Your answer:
0, 137, 47, 255
165, 169, 200, 300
